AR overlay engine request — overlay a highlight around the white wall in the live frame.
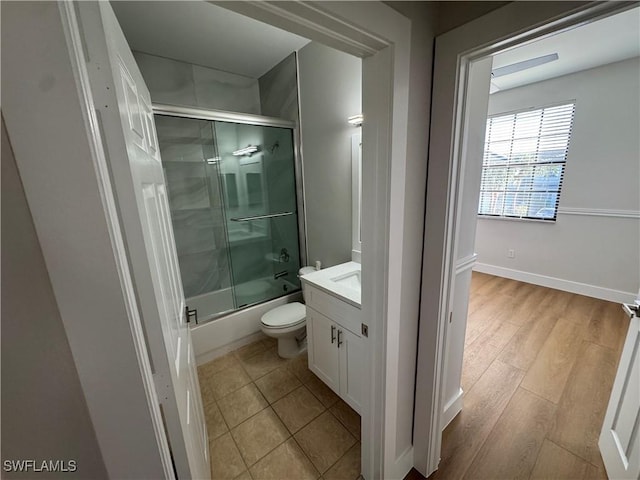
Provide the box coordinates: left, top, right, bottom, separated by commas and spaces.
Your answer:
134, 51, 262, 114
298, 42, 362, 268
475, 57, 640, 302
1, 119, 108, 478
383, 1, 438, 466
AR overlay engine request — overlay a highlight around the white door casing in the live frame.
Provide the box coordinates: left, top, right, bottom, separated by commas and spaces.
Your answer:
599, 298, 640, 479
75, 3, 208, 478
439, 56, 492, 429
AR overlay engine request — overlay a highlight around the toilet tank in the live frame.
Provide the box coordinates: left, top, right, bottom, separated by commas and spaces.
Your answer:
298, 266, 317, 301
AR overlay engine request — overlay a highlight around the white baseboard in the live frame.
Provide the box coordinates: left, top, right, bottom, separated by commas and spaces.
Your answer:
441, 388, 463, 431
473, 263, 637, 304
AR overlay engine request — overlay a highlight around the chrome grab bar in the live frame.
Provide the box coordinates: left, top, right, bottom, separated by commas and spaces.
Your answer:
229, 211, 294, 222
274, 270, 288, 280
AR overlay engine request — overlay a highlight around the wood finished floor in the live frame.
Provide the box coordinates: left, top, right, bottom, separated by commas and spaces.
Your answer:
412, 273, 629, 480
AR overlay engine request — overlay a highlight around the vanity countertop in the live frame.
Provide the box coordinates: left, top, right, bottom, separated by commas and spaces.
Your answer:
300, 261, 361, 308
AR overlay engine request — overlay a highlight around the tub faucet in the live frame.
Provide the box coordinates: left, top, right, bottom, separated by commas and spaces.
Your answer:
274, 270, 288, 280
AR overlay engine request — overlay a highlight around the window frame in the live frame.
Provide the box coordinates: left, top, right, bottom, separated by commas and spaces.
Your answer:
478, 100, 576, 222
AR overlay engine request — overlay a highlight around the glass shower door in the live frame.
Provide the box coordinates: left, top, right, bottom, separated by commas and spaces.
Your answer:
214, 121, 301, 308
155, 114, 235, 318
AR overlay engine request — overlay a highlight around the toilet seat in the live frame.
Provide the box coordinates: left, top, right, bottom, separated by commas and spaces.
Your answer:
261, 302, 306, 329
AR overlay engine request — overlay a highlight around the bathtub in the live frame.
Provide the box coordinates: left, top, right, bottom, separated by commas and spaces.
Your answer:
191, 284, 302, 365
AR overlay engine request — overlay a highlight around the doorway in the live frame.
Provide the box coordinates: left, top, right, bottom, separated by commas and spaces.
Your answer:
0, 2, 422, 479
414, 1, 639, 477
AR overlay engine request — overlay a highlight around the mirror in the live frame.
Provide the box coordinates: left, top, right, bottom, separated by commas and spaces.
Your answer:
351, 133, 362, 261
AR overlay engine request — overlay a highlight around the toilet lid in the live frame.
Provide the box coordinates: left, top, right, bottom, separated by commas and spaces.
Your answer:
261, 302, 306, 328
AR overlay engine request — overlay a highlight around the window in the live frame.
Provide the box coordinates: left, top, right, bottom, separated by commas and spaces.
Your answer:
478, 102, 575, 221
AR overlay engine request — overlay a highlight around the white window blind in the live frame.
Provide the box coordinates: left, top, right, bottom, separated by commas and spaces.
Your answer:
478, 102, 575, 221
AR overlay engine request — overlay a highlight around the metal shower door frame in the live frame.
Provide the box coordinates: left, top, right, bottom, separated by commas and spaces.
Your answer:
152, 103, 309, 300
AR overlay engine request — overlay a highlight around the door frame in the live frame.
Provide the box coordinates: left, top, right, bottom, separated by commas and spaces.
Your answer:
206, 3, 418, 478
3, 1, 418, 479
414, 1, 638, 476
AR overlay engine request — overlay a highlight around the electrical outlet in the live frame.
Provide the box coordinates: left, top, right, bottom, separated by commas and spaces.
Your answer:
507, 249, 515, 259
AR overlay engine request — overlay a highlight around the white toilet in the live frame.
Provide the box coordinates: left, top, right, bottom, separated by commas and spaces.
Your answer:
260, 266, 316, 358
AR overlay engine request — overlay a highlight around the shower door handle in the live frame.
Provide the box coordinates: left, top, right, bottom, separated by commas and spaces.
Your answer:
331, 325, 336, 344
230, 211, 294, 222
185, 306, 198, 324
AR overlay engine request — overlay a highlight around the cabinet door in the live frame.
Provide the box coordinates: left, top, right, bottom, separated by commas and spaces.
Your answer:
307, 307, 340, 394
338, 327, 364, 415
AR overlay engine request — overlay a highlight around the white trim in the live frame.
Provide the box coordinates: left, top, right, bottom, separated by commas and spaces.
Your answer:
211, 1, 387, 57
385, 445, 415, 480
474, 263, 638, 305
441, 387, 463, 430
352, 250, 362, 263
455, 254, 478, 275
558, 207, 640, 219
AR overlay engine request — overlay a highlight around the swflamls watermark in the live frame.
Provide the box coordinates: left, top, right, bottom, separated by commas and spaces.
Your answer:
3, 459, 77, 473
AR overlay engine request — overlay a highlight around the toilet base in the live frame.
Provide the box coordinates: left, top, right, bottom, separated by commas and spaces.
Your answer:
277, 333, 307, 359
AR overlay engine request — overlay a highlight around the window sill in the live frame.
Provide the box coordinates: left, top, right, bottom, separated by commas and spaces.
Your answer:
477, 215, 556, 224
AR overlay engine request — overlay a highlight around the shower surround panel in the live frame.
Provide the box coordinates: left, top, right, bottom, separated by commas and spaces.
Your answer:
156, 108, 303, 323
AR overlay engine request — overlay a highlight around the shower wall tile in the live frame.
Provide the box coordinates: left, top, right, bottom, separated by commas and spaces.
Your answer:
164, 163, 210, 211
134, 52, 197, 106
172, 219, 216, 256
160, 143, 206, 163
156, 119, 203, 147
207, 167, 225, 209
167, 176, 210, 211
259, 53, 300, 123
193, 66, 261, 114
134, 51, 261, 116
229, 240, 272, 285
179, 250, 219, 298
179, 250, 234, 298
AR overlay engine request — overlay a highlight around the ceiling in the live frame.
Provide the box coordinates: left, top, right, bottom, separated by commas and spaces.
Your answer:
111, 1, 311, 79
491, 6, 640, 92
112, 2, 638, 89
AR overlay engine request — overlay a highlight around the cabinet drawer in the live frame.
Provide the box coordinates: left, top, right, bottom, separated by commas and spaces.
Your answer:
306, 285, 362, 335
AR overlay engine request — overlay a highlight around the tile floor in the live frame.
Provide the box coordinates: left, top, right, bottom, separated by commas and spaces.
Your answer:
198, 337, 362, 480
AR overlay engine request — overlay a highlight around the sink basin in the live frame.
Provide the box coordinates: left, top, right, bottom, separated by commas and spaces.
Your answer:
331, 270, 361, 290
300, 261, 361, 307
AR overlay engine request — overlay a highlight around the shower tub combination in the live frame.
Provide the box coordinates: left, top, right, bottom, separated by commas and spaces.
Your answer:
154, 105, 306, 360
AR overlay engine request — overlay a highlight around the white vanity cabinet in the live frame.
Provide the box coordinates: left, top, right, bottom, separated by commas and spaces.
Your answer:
305, 282, 363, 414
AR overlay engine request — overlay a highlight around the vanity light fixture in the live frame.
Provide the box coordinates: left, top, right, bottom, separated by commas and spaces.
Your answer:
206, 156, 221, 165
232, 145, 259, 156
348, 114, 363, 127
